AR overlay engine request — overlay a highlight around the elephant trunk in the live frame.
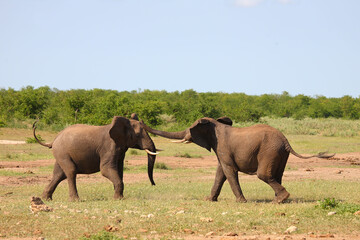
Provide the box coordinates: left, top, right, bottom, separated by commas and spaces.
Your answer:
146, 143, 157, 186
141, 121, 187, 140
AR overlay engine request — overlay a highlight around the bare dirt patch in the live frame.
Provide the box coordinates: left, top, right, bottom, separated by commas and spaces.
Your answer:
1, 153, 359, 187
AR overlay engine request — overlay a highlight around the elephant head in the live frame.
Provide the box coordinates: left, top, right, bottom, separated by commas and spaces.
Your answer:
110, 114, 158, 185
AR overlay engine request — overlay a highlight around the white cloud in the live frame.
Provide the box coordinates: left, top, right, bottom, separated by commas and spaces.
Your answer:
234, 0, 263, 8
277, 0, 292, 4
234, 0, 292, 7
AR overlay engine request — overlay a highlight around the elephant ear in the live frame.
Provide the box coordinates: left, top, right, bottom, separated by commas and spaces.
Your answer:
189, 118, 212, 152
130, 113, 139, 121
109, 116, 133, 147
216, 116, 233, 126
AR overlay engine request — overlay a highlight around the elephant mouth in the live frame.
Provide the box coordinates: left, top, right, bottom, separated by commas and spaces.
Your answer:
131, 144, 161, 156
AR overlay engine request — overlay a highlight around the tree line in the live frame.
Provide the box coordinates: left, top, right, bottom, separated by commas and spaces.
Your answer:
1, 86, 359, 130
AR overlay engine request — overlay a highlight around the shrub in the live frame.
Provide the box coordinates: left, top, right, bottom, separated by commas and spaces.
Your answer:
26, 134, 45, 143
317, 198, 339, 209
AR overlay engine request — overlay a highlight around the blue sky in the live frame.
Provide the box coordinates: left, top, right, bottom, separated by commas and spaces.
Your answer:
1, 0, 359, 97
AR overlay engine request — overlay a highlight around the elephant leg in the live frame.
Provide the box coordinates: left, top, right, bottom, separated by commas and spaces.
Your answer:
58, 157, 79, 201
257, 156, 290, 204
42, 162, 66, 200
221, 162, 247, 203
117, 152, 125, 189
206, 163, 227, 201
101, 163, 124, 200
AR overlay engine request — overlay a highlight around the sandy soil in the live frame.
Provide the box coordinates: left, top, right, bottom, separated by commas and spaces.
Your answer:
1, 153, 360, 187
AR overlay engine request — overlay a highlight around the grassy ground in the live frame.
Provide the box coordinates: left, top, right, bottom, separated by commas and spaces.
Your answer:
0, 119, 360, 239
1, 172, 360, 239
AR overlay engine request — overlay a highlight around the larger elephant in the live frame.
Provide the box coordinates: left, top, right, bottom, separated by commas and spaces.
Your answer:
141, 117, 334, 203
33, 114, 159, 201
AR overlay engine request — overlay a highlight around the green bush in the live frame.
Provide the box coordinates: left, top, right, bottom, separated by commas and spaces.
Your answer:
26, 135, 44, 143
79, 231, 123, 240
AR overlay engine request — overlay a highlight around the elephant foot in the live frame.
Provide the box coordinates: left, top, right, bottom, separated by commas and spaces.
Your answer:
41, 193, 53, 201
114, 194, 124, 200
205, 196, 218, 202
236, 196, 247, 203
273, 190, 290, 204
69, 195, 80, 202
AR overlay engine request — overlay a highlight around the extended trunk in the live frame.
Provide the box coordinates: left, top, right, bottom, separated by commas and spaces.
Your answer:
142, 123, 187, 140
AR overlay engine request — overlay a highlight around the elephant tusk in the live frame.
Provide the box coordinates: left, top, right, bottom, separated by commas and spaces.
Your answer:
145, 149, 159, 155
171, 139, 187, 143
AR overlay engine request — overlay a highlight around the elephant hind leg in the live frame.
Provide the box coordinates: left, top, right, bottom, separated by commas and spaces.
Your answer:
56, 156, 80, 201
42, 162, 66, 200
257, 155, 290, 203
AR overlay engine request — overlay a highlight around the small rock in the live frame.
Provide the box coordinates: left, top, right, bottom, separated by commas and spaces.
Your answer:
336, 170, 343, 174
305, 168, 314, 172
205, 231, 216, 237
83, 232, 91, 238
147, 213, 154, 218
327, 211, 337, 216
221, 212, 228, 215
284, 226, 297, 234
275, 212, 286, 216
33, 229, 43, 235
200, 217, 214, 222
150, 231, 157, 234
354, 211, 360, 216
184, 229, 194, 234
104, 225, 119, 232
176, 210, 185, 214
223, 232, 238, 236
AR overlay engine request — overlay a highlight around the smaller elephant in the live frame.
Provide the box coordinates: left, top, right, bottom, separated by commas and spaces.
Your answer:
141, 117, 334, 203
33, 114, 159, 201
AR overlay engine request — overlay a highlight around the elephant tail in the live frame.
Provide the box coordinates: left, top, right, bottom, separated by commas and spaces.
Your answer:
284, 138, 335, 159
32, 120, 52, 149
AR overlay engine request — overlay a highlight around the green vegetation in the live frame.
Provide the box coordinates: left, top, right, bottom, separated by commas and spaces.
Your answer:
317, 198, 360, 214
1, 87, 360, 133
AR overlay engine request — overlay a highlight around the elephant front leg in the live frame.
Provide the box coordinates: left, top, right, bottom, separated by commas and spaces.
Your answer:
101, 163, 124, 200
221, 162, 247, 203
206, 163, 227, 201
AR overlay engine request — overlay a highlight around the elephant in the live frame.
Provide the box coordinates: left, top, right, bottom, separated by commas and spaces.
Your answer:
141, 117, 334, 203
33, 114, 159, 201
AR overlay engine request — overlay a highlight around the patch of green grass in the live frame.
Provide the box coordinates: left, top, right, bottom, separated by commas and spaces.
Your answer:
174, 152, 203, 158
128, 149, 139, 155
316, 198, 360, 214
79, 231, 124, 240
0, 169, 35, 176
154, 162, 170, 170
317, 198, 339, 209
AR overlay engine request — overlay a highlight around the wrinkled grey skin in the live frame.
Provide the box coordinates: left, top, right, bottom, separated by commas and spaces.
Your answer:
141, 117, 334, 203
34, 114, 157, 201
